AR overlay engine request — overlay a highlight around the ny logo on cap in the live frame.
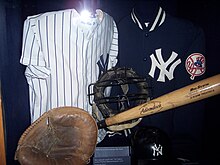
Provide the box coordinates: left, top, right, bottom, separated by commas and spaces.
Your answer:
152, 143, 163, 156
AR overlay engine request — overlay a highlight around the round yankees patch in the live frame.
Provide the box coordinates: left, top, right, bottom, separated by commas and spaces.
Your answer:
185, 53, 206, 80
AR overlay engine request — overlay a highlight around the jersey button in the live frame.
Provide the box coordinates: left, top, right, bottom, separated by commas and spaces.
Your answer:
143, 58, 147, 61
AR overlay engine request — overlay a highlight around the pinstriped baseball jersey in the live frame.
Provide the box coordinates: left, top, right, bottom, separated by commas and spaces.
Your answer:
20, 9, 118, 123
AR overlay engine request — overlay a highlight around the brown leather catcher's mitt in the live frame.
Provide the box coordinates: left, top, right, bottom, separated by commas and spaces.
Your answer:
14, 106, 98, 165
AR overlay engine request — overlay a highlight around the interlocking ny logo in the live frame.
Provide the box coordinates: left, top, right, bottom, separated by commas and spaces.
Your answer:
149, 49, 181, 82
152, 144, 163, 156
97, 54, 109, 78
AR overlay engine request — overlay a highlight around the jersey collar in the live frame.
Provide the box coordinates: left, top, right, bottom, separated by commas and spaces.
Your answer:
131, 6, 166, 33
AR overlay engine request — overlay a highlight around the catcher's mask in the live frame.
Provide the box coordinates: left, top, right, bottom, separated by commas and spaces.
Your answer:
88, 67, 150, 132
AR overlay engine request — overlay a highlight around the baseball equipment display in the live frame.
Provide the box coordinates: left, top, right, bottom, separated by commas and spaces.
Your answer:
15, 74, 220, 164
20, 9, 118, 123
14, 107, 98, 165
98, 74, 220, 129
89, 67, 150, 132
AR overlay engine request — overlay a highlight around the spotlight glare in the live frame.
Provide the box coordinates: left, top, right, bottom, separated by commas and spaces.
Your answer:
80, 9, 91, 22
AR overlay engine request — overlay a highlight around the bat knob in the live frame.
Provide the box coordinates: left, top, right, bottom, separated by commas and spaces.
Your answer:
97, 120, 107, 129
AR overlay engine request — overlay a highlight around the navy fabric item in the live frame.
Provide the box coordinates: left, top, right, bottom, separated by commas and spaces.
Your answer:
115, 1, 206, 159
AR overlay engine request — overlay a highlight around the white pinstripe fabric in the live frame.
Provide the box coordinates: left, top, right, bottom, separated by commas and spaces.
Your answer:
20, 9, 118, 123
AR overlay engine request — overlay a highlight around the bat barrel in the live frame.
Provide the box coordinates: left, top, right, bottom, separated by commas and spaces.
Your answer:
100, 74, 220, 128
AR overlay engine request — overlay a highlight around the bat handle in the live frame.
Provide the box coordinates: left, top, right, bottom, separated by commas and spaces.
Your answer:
97, 120, 107, 129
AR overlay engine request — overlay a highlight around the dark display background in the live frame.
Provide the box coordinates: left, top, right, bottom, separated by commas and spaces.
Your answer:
0, 0, 219, 164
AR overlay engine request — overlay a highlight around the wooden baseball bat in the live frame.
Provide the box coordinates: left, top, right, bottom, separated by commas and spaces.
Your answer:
0, 83, 6, 165
97, 74, 220, 129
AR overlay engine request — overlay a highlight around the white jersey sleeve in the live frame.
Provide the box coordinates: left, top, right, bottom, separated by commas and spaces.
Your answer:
108, 20, 118, 69
20, 16, 51, 122
20, 9, 118, 123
